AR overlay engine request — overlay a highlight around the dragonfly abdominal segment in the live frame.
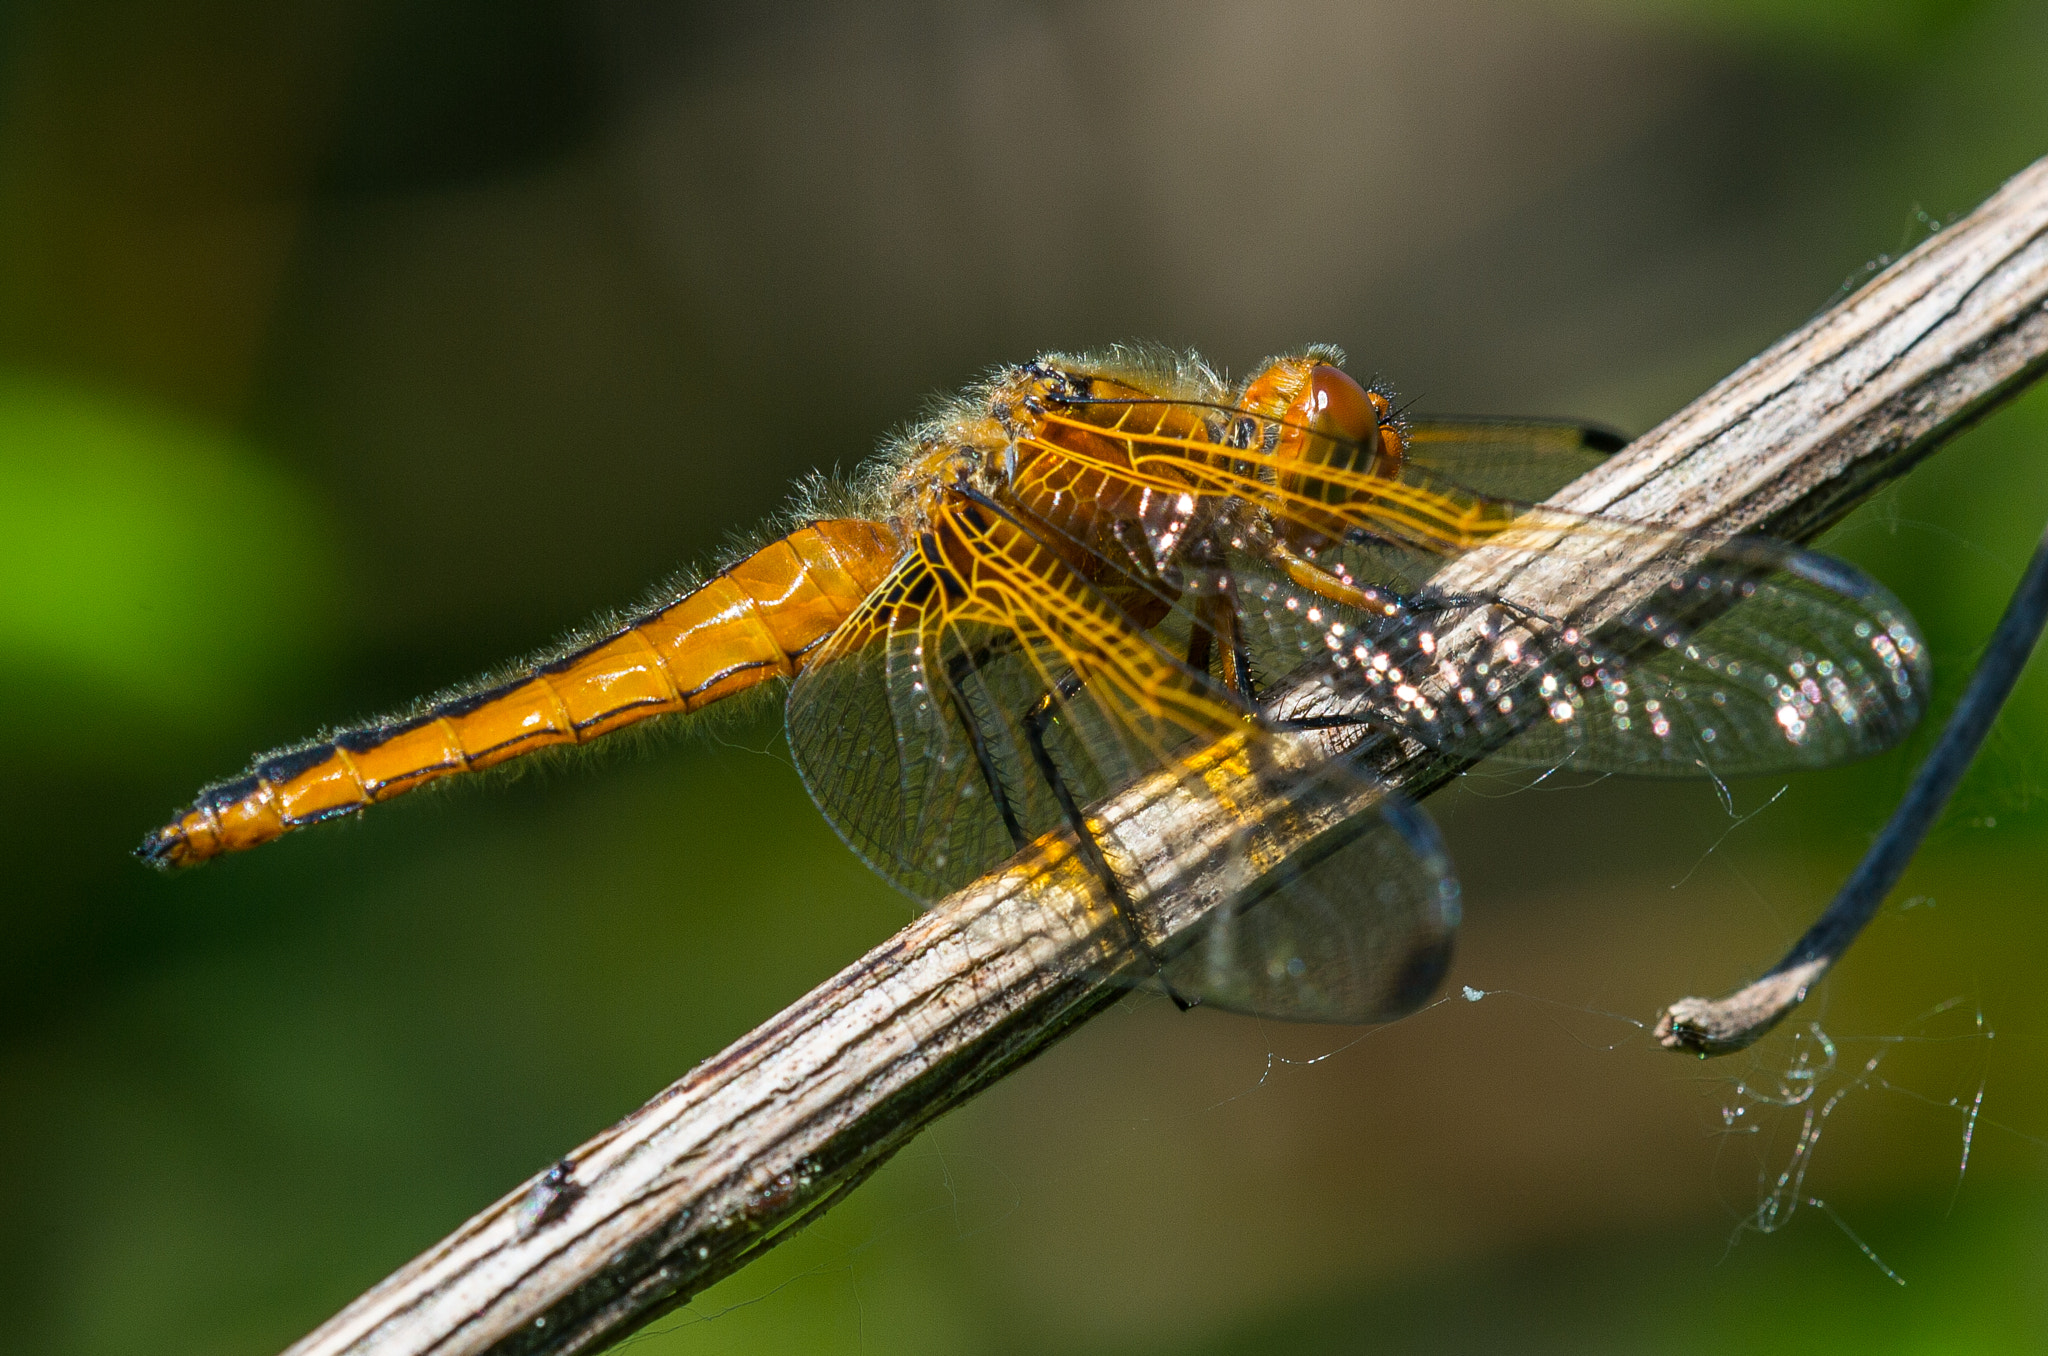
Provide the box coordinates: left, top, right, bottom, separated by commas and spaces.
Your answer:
145, 343, 1930, 1026
139, 518, 899, 867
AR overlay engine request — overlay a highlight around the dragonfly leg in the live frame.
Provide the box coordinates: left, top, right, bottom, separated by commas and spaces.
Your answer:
1272, 537, 1426, 619
1264, 548, 1589, 735
1021, 675, 1195, 1010
1260, 546, 1440, 735
1300, 534, 1581, 635
1268, 711, 1376, 732
942, 646, 1029, 852
1184, 611, 1214, 681
1188, 593, 1258, 706
1401, 589, 1564, 629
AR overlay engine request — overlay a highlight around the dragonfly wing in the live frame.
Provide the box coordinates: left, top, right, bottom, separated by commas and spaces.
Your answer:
1401, 417, 1625, 502
1160, 765, 1458, 1024
784, 555, 1044, 902
996, 380, 1927, 779
1474, 541, 1931, 776
1223, 533, 1930, 778
786, 528, 1461, 1024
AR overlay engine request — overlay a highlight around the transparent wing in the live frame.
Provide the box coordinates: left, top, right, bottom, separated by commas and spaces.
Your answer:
785, 523, 1459, 1024
1161, 774, 1458, 1023
1010, 387, 1929, 777
1220, 533, 1929, 778
1477, 543, 1926, 774
1401, 416, 1625, 503
779, 558, 1033, 903
785, 541, 1212, 903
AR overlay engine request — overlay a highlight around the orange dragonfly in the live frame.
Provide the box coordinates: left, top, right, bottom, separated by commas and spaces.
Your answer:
140, 346, 1929, 1022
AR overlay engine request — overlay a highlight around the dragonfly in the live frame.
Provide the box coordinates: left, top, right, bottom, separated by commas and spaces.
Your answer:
139, 345, 1930, 1023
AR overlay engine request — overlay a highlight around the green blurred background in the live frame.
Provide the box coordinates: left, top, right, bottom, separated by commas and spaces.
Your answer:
3, 1, 2046, 1352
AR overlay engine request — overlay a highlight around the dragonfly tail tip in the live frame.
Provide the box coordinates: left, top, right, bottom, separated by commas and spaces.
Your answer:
134, 824, 195, 871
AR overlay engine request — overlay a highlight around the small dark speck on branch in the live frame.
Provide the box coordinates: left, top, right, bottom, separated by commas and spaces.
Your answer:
284, 153, 2048, 1356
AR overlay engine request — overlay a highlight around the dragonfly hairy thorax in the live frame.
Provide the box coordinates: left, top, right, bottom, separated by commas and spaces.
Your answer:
141, 345, 1929, 1025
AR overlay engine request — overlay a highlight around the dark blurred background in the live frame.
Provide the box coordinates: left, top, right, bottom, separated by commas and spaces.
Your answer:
4, 2, 2047, 1352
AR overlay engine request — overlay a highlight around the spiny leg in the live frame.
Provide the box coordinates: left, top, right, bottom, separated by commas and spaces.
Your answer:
1311, 533, 1581, 630
1270, 709, 1381, 733
1186, 585, 1341, 734
1021, 673, 1195, 1010
1183, 609, 1214, 682
1189, 593, 1258, 707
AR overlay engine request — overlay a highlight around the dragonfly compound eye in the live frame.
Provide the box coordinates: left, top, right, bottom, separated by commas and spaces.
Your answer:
1274, 364, 1399, 507
1294, 364, 1379, 453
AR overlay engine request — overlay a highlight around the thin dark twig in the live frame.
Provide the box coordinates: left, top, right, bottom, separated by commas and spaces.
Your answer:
1658, 510, 2048, 1056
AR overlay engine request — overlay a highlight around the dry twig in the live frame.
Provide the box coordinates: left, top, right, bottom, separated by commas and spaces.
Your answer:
286, 153, 2048, 1356
1656, 513, 2048, 1055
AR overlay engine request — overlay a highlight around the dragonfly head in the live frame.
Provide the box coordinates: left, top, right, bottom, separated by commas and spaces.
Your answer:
1242, 360, 1400, 476
1240, 358, 1404, 548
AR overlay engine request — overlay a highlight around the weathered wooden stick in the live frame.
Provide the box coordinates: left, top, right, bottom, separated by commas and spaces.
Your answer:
285, 153, 2048, 1356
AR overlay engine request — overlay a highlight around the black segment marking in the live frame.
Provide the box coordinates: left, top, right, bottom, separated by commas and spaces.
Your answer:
463, 731, 561, 762
280, 802, 367, 829
134, 830, 180, 867
201, 776, 263, 812
332, 726, 391, 754
571, 695, 670, 731
255, 744, 335, 784
331, 711, 436, 753
679, 659, 774, 702
436, 679, 526, 719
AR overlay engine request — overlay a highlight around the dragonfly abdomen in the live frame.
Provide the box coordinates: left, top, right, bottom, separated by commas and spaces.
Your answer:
138, 518, 902, 868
